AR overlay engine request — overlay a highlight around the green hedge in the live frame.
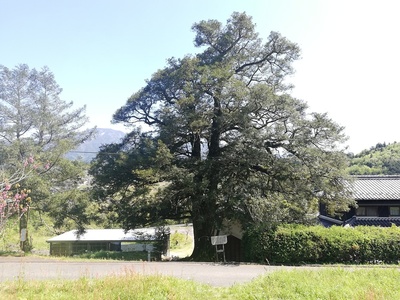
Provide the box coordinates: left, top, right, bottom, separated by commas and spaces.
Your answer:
243, 224, 400, 264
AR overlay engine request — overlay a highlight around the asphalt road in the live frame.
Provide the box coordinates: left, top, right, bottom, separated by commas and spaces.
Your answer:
0, 256, 307, 287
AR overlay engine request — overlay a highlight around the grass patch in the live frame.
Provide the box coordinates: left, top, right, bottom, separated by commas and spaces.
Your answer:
1, 273, 213, 300
74, 250, 152, 261
230, 268, 400, 299
1, 268, 400, 299
169, 228, 194, 259
0, 212, 54, 255
170, 231, 192, 250
0, 251, 25, 257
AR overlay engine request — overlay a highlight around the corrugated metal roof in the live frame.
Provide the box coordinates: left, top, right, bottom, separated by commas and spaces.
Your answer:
351, 175, 400, 200
47, 228, 159, 243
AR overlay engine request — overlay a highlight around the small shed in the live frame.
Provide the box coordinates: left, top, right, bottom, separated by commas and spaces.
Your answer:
47, 228, 169, 256
217, 220, 243, 262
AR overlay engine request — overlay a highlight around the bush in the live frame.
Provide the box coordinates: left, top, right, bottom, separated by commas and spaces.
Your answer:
170, 231, 192, 250
243, 224, 400, 264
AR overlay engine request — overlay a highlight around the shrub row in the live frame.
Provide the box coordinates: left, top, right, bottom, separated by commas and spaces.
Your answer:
243, 224, 400, 264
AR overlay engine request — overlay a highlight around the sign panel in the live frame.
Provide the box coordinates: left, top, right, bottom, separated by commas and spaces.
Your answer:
20, 228, 27, 242
211, 235, 227, 245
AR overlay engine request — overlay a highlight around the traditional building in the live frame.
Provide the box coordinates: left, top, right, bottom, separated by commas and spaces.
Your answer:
319, 175, 400, 227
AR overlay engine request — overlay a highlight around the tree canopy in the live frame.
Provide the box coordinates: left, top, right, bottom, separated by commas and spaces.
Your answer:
0, 64, 95, 245
90, 12, 352, 260
0, 64, 92, 154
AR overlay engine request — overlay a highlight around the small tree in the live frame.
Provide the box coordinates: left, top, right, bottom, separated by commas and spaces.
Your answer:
0, 64, 95, 240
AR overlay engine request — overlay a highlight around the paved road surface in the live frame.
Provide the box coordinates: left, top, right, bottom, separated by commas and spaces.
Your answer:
0, 256, 307, 286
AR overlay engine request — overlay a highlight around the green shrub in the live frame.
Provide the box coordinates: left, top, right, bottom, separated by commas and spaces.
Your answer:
243, 224, 400, 264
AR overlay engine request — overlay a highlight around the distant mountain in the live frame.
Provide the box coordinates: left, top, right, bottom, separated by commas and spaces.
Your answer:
66, 128, 126, 162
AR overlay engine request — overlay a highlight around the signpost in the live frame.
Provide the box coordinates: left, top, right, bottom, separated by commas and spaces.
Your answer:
211, 235, 227, 263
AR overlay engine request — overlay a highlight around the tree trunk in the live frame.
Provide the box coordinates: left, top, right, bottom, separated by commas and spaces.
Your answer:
189, 130, 216, 260
190, 204, 216, 261
190, 93, 223, 261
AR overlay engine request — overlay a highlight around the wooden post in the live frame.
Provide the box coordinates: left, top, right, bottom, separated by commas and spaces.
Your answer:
19, 206, 31, 252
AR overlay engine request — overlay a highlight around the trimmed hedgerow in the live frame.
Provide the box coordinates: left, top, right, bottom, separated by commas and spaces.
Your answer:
243, 224, 400, 264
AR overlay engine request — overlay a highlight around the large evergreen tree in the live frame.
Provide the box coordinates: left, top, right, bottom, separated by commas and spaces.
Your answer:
90, 12, 352, 260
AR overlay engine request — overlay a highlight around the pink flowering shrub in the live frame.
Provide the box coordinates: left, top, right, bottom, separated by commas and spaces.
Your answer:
0, 155, 47, 234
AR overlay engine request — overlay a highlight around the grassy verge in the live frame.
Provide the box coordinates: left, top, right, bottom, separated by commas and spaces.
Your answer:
230, 268, 400, 299
1, 268, 400, 299
74, 250, 152, 261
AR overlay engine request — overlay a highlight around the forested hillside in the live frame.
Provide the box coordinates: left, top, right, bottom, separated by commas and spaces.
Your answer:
348, 142, 400, 175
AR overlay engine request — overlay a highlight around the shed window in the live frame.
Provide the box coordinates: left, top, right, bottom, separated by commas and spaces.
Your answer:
390, 207, 400, 216
356, 206, 378, 216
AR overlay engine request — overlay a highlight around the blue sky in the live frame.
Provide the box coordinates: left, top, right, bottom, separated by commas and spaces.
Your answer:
1, 0, 399, 153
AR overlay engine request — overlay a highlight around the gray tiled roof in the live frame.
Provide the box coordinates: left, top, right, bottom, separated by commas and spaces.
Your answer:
351, 175, 400, 200
344, 216, 400, 227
